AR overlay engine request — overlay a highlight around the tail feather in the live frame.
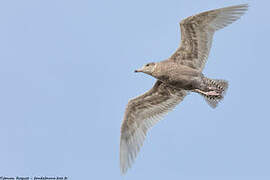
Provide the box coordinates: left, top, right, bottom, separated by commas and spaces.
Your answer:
203, 78, 229, 108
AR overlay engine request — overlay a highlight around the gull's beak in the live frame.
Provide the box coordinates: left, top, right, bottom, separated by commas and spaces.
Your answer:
134, 68, 143, 73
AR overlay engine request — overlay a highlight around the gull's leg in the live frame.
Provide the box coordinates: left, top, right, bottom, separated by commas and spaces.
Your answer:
193, 89, 220, 96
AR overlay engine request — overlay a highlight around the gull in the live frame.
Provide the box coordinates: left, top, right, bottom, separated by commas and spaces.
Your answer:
120, 4, 248, 174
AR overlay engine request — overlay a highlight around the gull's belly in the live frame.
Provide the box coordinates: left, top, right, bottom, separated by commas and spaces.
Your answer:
158, 74, 202, 90
154, 63, 204, 90
169, 76, 202, 90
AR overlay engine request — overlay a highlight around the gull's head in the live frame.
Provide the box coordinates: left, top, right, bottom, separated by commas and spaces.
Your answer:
134, 62, 156, 75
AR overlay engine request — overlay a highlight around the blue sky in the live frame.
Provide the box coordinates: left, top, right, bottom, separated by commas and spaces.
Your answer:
0, 0, 269, 179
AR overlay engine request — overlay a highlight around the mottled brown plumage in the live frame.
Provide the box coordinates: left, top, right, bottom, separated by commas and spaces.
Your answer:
120, 4, 248, 174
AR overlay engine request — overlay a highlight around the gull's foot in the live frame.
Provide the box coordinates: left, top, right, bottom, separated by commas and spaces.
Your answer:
205, 90, 220, 96
193, 89, 221, 96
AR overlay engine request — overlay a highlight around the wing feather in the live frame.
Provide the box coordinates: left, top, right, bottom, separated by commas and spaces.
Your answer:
120, 81, 187, 174
170, 4, 248, 71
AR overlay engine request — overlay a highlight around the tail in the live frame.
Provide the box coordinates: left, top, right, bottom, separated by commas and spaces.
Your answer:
202, 78, 229, 108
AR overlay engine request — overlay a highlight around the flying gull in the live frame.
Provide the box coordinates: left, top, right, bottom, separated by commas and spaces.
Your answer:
120, 4, 248, 174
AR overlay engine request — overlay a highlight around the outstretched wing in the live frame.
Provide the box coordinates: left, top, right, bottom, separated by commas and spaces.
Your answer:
170, 4, 248, 71
120, 81, 187, 174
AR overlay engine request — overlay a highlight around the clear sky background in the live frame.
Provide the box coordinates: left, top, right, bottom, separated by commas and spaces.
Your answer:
0, 0, 269, 179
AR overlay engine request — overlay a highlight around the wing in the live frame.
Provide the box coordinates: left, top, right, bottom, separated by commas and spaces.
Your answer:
120, 81, 187, 174
170, 4, 248, 71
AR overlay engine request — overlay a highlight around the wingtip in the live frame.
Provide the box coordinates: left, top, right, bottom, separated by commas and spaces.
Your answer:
232, 3, 249, 11
119, 140, 128, 175
120, 168, 127, 175
222, 3, 249, 12
119, 136, 134, 175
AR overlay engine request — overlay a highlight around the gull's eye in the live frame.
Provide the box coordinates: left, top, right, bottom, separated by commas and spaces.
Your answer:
146, 64, 150, 67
